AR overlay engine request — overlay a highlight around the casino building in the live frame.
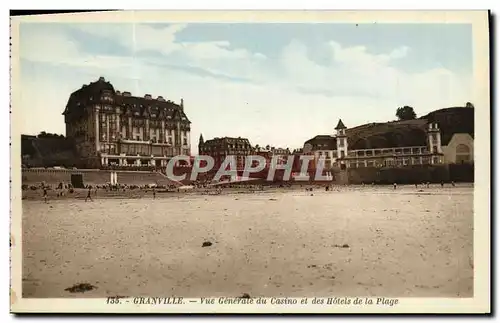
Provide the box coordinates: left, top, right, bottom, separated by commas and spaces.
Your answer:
62, 77, 192, 168
304, 117, 474, 170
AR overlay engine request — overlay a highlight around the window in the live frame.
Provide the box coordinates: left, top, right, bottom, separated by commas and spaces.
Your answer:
456, 144, 471, 163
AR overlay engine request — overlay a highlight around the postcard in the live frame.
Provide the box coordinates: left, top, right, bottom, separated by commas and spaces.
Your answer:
10, 10, 490, 314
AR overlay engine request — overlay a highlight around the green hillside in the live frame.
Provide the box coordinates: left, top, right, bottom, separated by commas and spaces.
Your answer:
346, 107, 474, 150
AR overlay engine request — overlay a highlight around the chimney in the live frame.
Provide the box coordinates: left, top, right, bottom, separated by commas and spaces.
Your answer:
180, 98, 184, 110
123, 91, 131, 97
144, 94, 152, 100
157, 96, 165, 101
115, 91, 121, 95
98, 76, 105, 82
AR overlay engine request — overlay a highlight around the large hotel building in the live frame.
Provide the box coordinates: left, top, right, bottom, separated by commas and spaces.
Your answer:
62, 77, 192, 168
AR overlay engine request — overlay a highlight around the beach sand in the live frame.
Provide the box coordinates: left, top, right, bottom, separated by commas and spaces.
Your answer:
21, 184, 474, 298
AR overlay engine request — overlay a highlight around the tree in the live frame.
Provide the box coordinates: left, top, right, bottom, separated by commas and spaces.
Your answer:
396, 106, 417, 121
465, 102, 474, 109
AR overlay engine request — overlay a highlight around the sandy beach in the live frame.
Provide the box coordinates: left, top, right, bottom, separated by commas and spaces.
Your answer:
21, 184, 474, 298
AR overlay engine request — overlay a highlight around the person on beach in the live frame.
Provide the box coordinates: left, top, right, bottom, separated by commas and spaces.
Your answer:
43, 187, 48, 203
451, 181, 456, 187
153, 188, 156, 199
440, 181, 444, 188
85, 187, 93, 202
393, 183, 397, 190
415, 183, 418, 189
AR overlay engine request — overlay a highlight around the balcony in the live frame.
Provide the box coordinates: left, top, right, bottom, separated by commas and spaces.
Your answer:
348, 146, 429, 158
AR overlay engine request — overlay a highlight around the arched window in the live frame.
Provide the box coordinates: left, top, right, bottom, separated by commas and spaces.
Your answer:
456, 144, 471, 163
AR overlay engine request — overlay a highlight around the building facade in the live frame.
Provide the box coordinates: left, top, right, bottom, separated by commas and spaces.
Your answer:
441, 133, 474, 164
303, 135, 337, 169
198, 136, 254, 171
62, 77, 191, 168
254, 145, 292, 166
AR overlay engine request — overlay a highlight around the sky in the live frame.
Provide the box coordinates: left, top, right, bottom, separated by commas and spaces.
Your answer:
17, 22, 473, 150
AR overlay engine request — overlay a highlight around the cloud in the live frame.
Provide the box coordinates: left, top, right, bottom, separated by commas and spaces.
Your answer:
72, 23, 187, 55
388, 46, 410, 59
277, 39, 469, 110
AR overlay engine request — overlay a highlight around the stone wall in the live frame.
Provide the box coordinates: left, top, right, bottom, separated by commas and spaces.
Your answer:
347, 164, 473, 184
449, 163, 474, 182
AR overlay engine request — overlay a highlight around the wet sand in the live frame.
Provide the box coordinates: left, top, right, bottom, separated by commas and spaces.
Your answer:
22, 184, 474, 298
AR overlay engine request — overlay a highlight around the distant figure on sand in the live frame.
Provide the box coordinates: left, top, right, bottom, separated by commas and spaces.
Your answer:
43, 187, 48, 203
451, 181, 456, 187
393, 183, 397, 190
415, 183, 418, 189
153, 188, 156, 199
426, 182, 430, 188
441, 181, 444, 188
85, 187, 93, 202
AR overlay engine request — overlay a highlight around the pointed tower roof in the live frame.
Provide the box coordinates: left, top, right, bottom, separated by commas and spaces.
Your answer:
335, 119, 347, 130
199, 133, 204, 143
